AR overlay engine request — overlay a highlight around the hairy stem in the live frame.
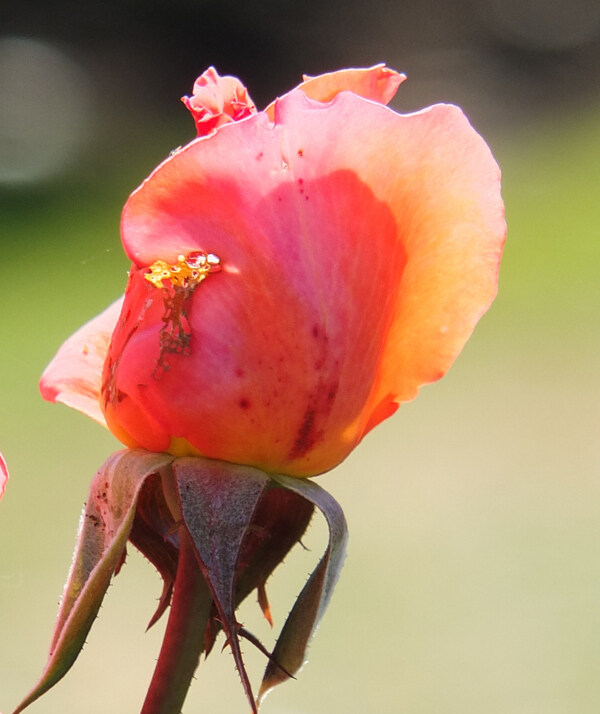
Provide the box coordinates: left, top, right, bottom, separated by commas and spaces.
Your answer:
141, 528, 212, 714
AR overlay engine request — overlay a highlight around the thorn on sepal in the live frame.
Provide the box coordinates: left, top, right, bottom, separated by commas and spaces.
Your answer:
257, 583, 273, 627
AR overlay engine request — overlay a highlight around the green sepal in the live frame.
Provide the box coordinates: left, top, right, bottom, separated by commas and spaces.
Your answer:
12, 450, 174, 714
12, 452, 346, 714
258, 472, 348, 705
129, 470, 180, 630
141, 457, 315, 714
173, 458, 271, 713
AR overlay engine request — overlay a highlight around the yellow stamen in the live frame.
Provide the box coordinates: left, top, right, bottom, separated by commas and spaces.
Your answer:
144, 250, 221, 289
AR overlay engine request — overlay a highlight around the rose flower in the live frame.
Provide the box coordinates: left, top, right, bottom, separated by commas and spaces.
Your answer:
15, 66, 506, 714
40, 65, 505, 478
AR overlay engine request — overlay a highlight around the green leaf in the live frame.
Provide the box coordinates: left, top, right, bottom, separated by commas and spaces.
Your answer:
12, 450, 174, 714
258, 473, 348, 705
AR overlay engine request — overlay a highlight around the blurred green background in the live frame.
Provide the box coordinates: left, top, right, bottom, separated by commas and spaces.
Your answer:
1, 1, 599, 712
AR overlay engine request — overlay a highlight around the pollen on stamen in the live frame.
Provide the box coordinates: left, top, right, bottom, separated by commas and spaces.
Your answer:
144, 250, 222, 289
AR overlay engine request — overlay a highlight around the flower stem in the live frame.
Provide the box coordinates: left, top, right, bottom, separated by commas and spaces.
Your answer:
141, 527, 212, 714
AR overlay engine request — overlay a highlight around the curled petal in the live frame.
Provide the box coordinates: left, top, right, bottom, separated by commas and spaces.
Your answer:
182, 66, 257, 137
39, 297, 123, 426
265, 64, 404, 120
356, 103, 506, 434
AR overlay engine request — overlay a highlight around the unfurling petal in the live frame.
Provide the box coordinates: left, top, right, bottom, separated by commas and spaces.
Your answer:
40, 298, 123, 427
182, 66, 257, 137
264, 64, 404, 120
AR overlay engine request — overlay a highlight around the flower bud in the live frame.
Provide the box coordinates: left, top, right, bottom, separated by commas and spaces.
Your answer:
40, 66, 505, 477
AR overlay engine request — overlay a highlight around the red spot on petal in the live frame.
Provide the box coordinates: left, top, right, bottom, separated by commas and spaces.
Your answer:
290, 408, 317, 459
